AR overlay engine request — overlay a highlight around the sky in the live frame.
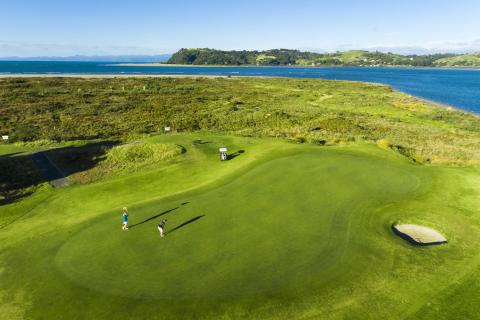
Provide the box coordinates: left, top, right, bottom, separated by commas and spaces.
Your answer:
0, 0, 479, 57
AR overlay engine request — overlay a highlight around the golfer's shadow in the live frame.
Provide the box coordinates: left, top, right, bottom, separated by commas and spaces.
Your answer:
192, 140, 210, 145
129, 207, 179, 228
167, 215, 205, 235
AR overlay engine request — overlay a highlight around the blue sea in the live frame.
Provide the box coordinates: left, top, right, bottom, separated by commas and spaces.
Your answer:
1, 61, 479, 113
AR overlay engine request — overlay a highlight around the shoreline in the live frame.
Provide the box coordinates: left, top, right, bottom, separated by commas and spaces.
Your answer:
0, 73, 239, 78
108, 63, 480, 70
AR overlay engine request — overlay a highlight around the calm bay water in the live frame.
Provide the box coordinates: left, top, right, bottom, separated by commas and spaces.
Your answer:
1, 61, 479, 113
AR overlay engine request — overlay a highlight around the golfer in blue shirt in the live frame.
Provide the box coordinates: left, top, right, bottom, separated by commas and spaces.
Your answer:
122, 207, 129, 230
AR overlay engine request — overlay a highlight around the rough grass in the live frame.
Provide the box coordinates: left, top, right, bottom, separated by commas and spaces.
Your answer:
1, 77, 479, 164
105, 142, 184, 170
47, 141, 186, 184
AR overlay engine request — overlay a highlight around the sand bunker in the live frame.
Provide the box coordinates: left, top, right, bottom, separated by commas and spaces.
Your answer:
393, 224, 447, 246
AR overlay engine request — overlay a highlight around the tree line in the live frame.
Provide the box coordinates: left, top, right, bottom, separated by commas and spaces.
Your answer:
167, 48, 460, 67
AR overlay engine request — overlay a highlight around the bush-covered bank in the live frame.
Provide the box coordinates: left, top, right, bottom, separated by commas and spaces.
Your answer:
1, 76, 479, 164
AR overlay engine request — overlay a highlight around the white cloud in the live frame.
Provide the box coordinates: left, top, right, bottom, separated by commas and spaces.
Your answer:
2, 39, 480, 57
361, 39, 480, 55
301, 39, 480, 55
0, 41, 172, 57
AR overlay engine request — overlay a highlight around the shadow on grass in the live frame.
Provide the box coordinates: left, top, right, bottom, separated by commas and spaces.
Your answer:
227, 149, 245, 160
43, 140, 120, 176
129, 207, 180, 228
0, 140, 119, 206
167, 215, 205, 235
0, 191, 33, 207
192, 140, 210, 145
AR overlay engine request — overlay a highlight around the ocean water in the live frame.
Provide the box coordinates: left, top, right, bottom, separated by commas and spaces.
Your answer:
0, 61, 479, 113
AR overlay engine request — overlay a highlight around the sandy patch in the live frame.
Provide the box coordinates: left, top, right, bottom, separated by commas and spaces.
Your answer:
393, 224, 447, 245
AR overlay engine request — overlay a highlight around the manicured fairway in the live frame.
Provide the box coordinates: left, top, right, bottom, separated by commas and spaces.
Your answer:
1, 135, 480, 319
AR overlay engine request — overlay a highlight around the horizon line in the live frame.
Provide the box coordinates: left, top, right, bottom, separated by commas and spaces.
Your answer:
0, 48, 478, 60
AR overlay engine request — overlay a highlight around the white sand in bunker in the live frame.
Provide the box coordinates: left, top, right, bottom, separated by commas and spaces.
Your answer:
393, 224, 447, 245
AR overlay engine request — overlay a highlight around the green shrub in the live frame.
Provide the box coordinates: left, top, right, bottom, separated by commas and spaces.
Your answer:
11, 124, 39, 142
312, 138, 327, 146
14, 139, 57, 148
292, 134, 307, 143
377, 139, 391, 150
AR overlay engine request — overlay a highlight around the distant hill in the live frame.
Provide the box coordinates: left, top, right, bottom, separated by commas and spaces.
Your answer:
167, 48, 468, 67
0, 54, 172, 63
433, 52, 480, 67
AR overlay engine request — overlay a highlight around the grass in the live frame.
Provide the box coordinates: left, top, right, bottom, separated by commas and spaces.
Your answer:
1, 134, 480, 319
1, 76, 480, 319
105, 142, 184, 169
1, 77, 479, 164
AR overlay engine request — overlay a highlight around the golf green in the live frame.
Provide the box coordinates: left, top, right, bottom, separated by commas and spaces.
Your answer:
1, 136, 480, 319
56, 151, 418, 299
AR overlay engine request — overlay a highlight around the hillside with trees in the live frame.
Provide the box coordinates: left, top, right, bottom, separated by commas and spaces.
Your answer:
167, 48, 480, 67
433, 52, 480, 67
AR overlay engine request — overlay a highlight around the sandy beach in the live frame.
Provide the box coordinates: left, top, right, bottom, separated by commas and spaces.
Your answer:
0, 73, 236, 78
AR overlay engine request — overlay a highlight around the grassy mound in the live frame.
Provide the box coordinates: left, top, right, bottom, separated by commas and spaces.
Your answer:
105, 142, 184, 170
41, 141, 185, 184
